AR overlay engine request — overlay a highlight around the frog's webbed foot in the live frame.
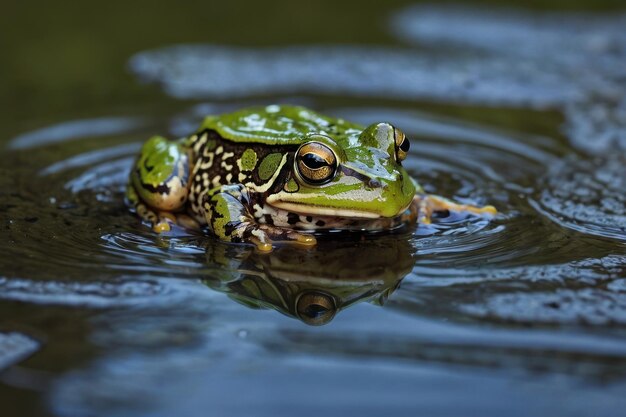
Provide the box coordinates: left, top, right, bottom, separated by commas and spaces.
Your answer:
414, 194, 497, 225
151, 212, 200, 233
204, 184, 316, 252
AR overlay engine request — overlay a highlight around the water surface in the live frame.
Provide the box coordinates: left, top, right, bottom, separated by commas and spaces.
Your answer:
1, 2, 625, 416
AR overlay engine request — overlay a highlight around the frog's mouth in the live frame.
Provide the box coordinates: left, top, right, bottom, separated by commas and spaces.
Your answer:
265, 195, 413, 220
267, 200, 382, 219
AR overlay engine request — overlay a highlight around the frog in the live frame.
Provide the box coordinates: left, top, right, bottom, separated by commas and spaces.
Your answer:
126, 104, 496, 251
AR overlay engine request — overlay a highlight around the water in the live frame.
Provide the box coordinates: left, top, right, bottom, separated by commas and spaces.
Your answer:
1, 2, 625, 416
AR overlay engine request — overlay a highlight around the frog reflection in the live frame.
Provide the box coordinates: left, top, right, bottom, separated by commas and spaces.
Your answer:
201, 236, 414, 325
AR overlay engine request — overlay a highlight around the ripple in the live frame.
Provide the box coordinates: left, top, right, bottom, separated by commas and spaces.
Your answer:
41, 143, 140, 176
393, 254, 626, 330
0, 276, 207, 308
48, 286, 626, 417
2, 120, 207, 280
8, 117, 146, 150
532, 154, 626, 242
0, 332, 39, 371
4, 104, 538, 285
461, 288, 626, 325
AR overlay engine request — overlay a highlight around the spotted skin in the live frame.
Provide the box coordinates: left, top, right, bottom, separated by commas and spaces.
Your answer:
186, 130, 299, 225
203, 184, 315, 251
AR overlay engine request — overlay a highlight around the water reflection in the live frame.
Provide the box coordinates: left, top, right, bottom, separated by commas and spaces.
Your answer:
201, 237, 414, 325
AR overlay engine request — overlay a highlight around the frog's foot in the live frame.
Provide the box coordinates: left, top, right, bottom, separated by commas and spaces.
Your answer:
204, 184, 316, 252
415, 194, 497, 225
240, 223, 317, 253
126, 181, 199, 233
152, 212, 201, 233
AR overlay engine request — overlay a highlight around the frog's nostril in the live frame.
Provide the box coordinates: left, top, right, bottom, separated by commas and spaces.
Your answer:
368, 178, 382, 188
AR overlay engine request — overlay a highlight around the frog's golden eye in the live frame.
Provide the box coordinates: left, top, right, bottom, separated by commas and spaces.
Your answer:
394, 128, 410, 162
295, 141, 338, 185
295, 291, 337, 326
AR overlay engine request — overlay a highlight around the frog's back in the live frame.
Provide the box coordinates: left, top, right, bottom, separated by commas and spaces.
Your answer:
198, 105, 363, 145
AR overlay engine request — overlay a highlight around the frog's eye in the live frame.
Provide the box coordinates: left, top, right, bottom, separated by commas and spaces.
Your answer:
295, 291, 337, 326
295, 142, 338, 185
394, 128, 410, 162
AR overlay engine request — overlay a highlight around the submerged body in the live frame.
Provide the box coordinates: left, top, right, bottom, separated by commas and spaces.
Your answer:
127, 105, 495, 251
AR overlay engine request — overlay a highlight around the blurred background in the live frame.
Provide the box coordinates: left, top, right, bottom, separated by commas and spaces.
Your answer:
1, 1, 626, 416
2, 0, 624, 123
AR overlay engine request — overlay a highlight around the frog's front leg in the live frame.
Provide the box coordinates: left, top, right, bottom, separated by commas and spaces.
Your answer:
127, 135, 199, 232
413, 194, 497, 225
203, 184, 316, 252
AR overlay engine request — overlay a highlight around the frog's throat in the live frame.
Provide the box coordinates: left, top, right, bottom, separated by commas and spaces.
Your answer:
265, 199, 412, 220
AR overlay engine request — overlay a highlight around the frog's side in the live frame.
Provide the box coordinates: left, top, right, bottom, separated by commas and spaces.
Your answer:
127, 105, 495, 251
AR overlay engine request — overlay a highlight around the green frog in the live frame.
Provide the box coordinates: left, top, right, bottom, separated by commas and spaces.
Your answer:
127, 105, 495, 251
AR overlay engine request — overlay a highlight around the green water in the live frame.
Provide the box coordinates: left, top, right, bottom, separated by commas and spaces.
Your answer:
1, 1, 625, 416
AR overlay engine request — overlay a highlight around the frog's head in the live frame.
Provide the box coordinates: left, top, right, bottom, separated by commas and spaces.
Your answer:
267, 123, 416, 219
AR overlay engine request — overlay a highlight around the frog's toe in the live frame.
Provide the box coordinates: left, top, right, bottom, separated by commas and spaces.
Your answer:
254, 225, 317, 250
151, 212, 179, 233
415, 194, 497, 225
250, 237, 274, 253
293, 233, 317, 246
287, 231, 316, 248
153, 221, 171, 233
447, 202, 497, 218
470, 204, 497, 216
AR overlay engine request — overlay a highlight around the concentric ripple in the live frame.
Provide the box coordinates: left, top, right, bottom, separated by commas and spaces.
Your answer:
1, 101, 621, 309
0, 113, 224, 284
533, 154, 626, 242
